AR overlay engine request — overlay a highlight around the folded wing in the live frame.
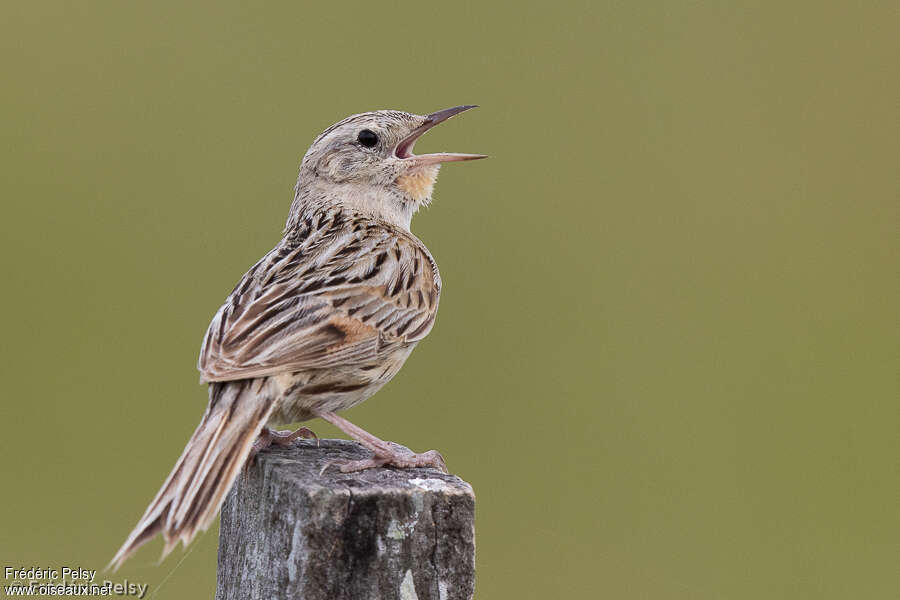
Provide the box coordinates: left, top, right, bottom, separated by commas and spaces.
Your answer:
198, 212, 441, 382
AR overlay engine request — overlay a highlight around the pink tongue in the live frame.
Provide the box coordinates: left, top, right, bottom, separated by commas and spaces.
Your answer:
395, 135, 419, 159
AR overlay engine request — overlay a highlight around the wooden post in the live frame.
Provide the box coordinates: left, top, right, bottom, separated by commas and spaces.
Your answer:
216, 439, 476, 600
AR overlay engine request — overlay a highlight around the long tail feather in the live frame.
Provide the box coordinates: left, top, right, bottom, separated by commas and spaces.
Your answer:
109, 380, 274, 571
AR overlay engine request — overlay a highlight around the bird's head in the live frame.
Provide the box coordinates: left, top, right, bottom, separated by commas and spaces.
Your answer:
291, 106, 485, 229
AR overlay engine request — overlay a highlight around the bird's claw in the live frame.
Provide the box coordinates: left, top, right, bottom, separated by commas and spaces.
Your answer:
248, 426, 319, 469
323, 448, 447, 474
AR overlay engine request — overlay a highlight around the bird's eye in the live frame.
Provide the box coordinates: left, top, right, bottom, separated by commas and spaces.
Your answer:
357, 129, 378, 148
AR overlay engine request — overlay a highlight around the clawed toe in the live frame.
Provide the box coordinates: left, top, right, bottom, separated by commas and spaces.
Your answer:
323, 448, 448, 474
270, 427, 318, 447
410, 450, 448, 474
335, 456, 390, 473
249, 426, 319, 469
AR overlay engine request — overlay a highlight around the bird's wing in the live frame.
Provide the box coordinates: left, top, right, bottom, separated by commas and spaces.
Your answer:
197, 212, 441, 382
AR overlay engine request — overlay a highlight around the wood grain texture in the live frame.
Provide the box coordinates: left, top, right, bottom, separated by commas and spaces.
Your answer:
216, 439, 475, 600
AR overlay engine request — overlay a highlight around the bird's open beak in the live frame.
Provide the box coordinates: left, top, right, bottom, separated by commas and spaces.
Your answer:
394, 105, 487, 166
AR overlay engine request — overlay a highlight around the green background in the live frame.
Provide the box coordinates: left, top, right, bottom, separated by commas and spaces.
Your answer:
1, 1, 897, 598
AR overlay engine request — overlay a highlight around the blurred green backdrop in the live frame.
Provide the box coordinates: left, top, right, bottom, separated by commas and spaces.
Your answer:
1, 1, 897, 598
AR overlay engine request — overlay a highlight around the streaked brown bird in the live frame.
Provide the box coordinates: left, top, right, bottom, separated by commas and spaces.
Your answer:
110, 105, 485, 569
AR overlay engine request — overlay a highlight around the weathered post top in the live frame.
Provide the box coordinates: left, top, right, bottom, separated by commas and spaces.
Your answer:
216, 439, 475, 600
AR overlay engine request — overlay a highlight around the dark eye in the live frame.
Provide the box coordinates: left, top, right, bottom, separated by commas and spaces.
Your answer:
357, 129, 378, 148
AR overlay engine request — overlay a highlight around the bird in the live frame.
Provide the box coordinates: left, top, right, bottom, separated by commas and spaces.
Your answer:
109, 105, 485, 570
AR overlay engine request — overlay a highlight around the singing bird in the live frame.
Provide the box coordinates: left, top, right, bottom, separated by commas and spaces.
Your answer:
111, 105, 485, 569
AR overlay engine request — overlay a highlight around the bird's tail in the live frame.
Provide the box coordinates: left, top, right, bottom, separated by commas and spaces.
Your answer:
109, 380, 274, 571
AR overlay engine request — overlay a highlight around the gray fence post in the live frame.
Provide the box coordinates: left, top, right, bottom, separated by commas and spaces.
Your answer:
216, 439, 475, 600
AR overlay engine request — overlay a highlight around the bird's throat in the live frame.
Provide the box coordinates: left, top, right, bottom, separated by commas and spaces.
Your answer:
395, 166, 440, 205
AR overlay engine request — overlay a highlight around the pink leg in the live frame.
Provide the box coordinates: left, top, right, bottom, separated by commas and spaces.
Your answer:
249, 425, 318, 463
317, 411, 447, 473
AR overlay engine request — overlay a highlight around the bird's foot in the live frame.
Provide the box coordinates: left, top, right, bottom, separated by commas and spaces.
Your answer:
335, 445, 448, 474
249, 426, 318, 464
315, 411, 448, 474
267, 426, 319, 447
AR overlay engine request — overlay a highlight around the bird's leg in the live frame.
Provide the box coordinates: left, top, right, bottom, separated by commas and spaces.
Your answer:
268, 426, 319, 447
249, 425, 318, 464
317, 411, 447, 473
